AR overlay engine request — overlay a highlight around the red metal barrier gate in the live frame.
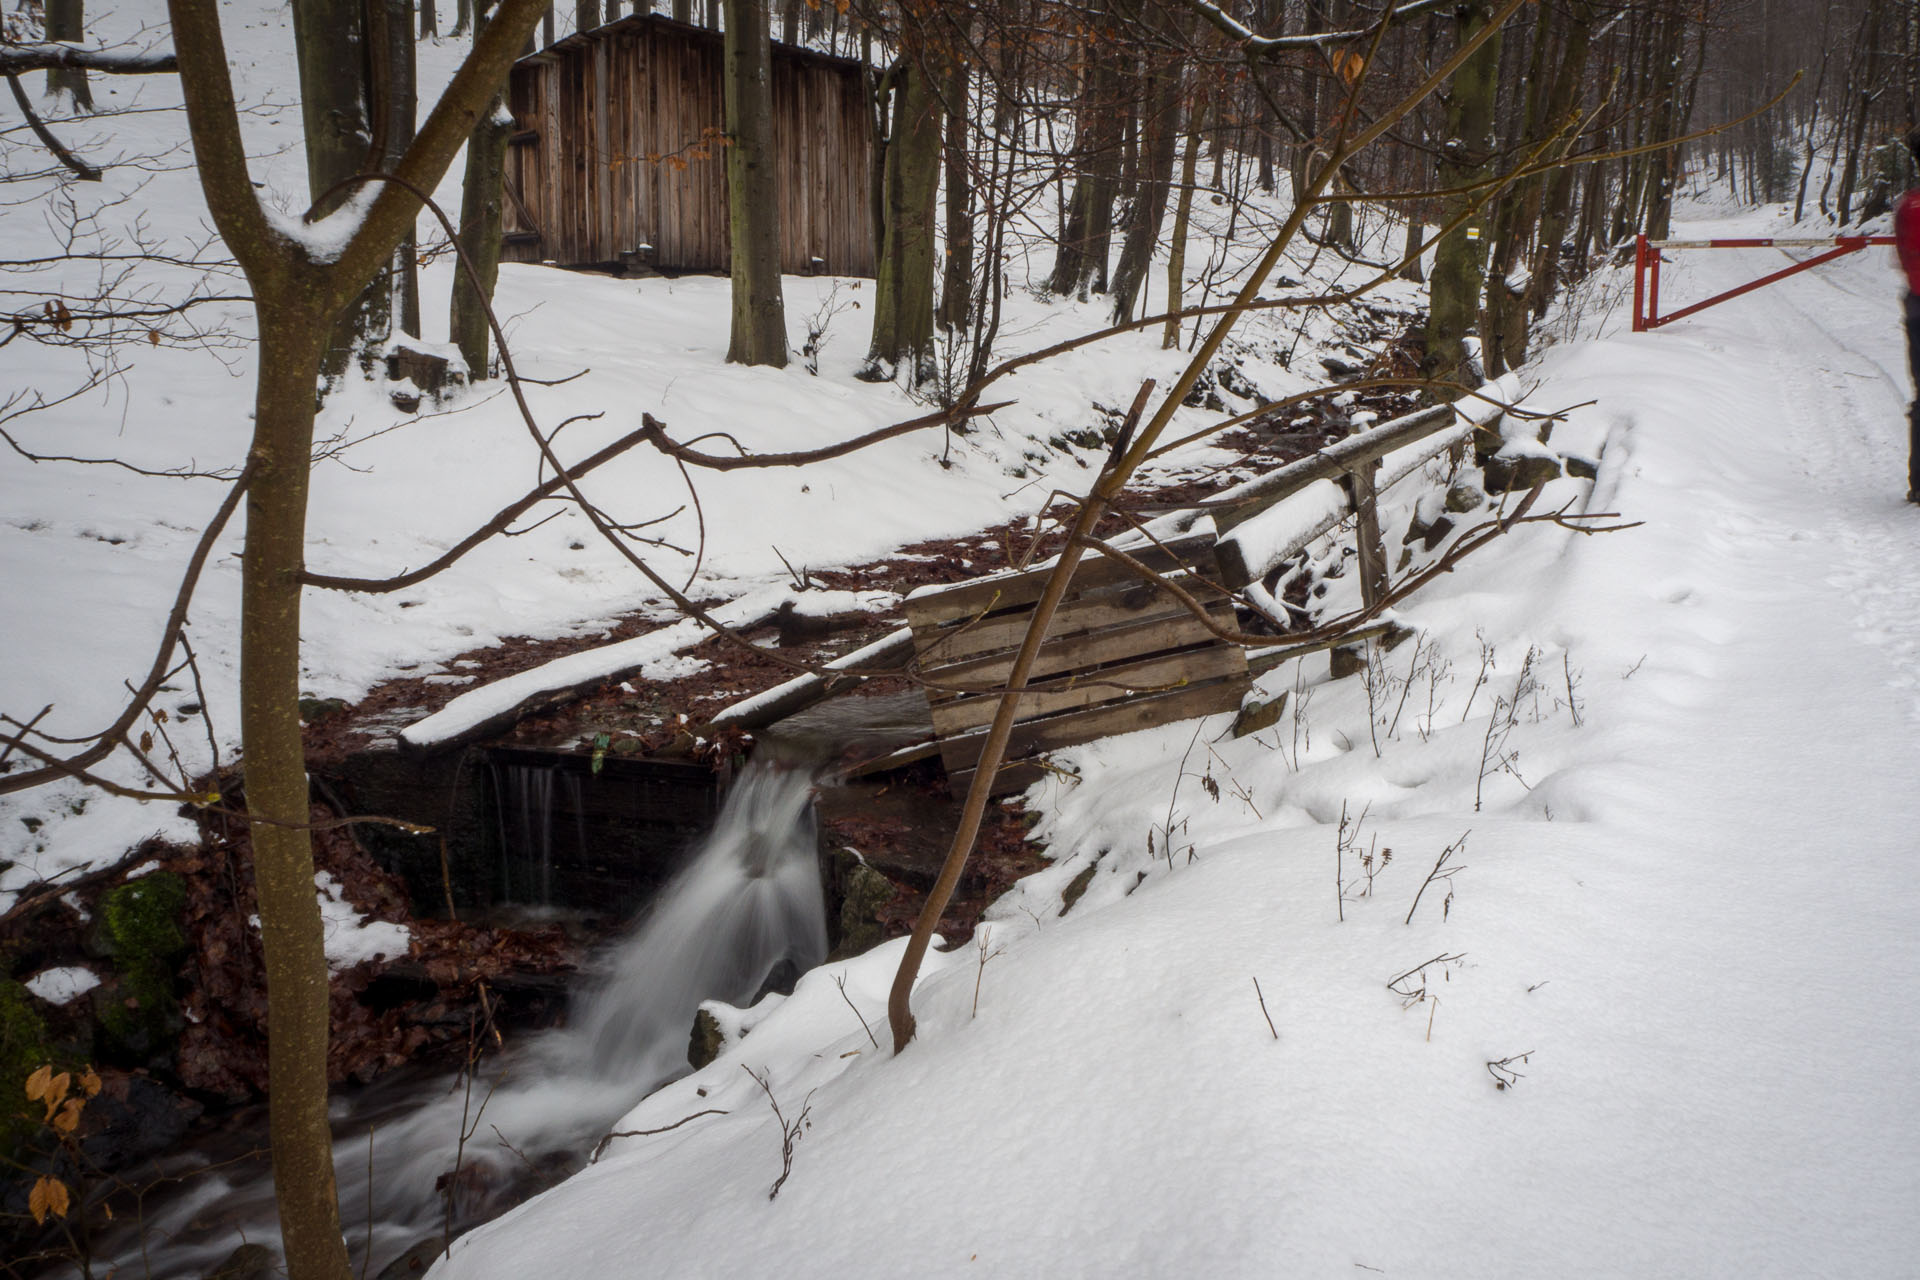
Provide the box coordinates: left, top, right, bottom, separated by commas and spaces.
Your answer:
1631, 233, 1895, 332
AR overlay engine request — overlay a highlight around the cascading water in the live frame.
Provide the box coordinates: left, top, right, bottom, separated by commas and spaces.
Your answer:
65, 756, 826, 1279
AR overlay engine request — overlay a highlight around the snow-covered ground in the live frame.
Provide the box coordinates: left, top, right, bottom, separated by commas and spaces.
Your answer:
425, 214, 1920, 1278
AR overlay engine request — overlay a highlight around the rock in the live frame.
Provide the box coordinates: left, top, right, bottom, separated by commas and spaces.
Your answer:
203, 1243, 276, 1280
1230, 690, 1288, 739
1481, 452, 1562, 494
0, 979, 50, 1153
79, 1070, 203, 1169
375, 1238, 445, 1280
385, 341, 464, 402
1402, 512, 1454, 552
1319, 355, 1361, 378
1329, 644, 1367, 680
90, 872, 189, 1068
1444, 480, 1486, 513
688, 1007, 726, 1070
1058, 862, 1098, 917
834, 859, 897, 959
1563, 452, 1599, 480
298, 695, 349, 724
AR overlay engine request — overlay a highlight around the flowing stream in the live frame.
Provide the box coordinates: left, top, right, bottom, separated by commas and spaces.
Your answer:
69, 756, 827, 1278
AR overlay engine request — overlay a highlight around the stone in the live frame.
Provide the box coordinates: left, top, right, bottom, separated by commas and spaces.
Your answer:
1481, 451, 1562, 494
687, 1007, 725, 1070
1230, 690, 1288, 739
385, 341, 464, 402
78, 1070, 202, 1170
1329, 644, 1367, 680
1444, 480, 1486, 513
835, 860, 897, 959
1402, 512, 1454, 552
375, 1237, 445, 1280
1058, 862, 1098, 917
203, 1243, 276, 1280
1563, 453, 1599, 480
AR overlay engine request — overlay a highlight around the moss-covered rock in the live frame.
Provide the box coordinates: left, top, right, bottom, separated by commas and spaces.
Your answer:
687, 1007, 726, 1070
90, 873, 188, 1067
0, 978, 52, 1153
833, 862, 898, 960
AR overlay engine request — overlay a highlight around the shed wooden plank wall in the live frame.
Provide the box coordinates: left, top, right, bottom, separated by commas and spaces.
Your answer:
503, 14, 875, 277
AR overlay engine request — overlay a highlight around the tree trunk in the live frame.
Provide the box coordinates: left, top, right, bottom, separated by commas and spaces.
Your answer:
1398, 205, 1425, 282
866, 38, 941, 379
1109, 49, 1181, 325
937, 55, 973, 332
44, 0, 92, 110
723, 0, 788, 366
451, 3, 510, 377
1050, 0, 1121, 299
1425, 0, 1501, 392
1527, 0, 1595, 317
293, 0, 389, 386
245, 298, 350, 1280
1163, 97, 1204, 347
374, 0, 420, 338
421, 0, 438, 37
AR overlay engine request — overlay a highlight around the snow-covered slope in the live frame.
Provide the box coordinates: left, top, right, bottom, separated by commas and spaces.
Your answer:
429, 217, 1920, 1278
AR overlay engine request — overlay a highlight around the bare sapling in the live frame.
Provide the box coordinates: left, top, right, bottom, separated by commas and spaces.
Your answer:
1405, 834, 1469, 925
1475, 646, 1538, 810
834, 973, 879, 1049
1334, 799, 1380, 920
1461, 630, 1496, 724
1252, 977, 1279, 1040
1384, 952, 1466, 1044
1486, 1050, 1535, 1091
743, 1066, 813, 1202
971, 927, 1004, 1019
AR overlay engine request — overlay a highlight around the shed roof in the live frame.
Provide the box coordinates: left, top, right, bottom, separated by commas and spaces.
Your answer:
517, 11, 867, 76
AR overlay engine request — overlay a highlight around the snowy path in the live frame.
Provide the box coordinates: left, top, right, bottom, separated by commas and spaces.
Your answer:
431, 227, 1920, 1279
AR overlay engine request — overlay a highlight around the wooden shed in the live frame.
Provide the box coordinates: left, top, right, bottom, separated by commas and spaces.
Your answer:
502, 14, 876, 277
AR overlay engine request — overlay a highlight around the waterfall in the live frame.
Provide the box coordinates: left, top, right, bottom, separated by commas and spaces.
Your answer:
78, 757, 827, 1278
574, 758, 826, 1080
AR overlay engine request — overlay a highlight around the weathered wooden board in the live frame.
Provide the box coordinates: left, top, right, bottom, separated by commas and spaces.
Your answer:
929, 643, 1248, 737
903, 529, 1219, 627
924, 598, 1237, 696
501, 12, 874, 277
909, 531, 1250, 794
939, 675, 1249, 788
914, 576, 1230, 668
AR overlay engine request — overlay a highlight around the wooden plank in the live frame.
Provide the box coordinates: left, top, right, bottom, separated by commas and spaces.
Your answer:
946, 757, 1052, 798
921, 597, 1235, 694
929, 643, 1249, 737
1210, 403, 1456, 536
913, 577, 1229, 666
904, 528, 1219, 627
934, 673, 1249, 776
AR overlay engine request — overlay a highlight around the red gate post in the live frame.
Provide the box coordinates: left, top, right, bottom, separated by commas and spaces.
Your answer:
1632, 234, 1648, 332
1649, 238, 1663, 327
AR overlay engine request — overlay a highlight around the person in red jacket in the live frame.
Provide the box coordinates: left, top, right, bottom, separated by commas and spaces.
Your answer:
1898, 129, 1920, 502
